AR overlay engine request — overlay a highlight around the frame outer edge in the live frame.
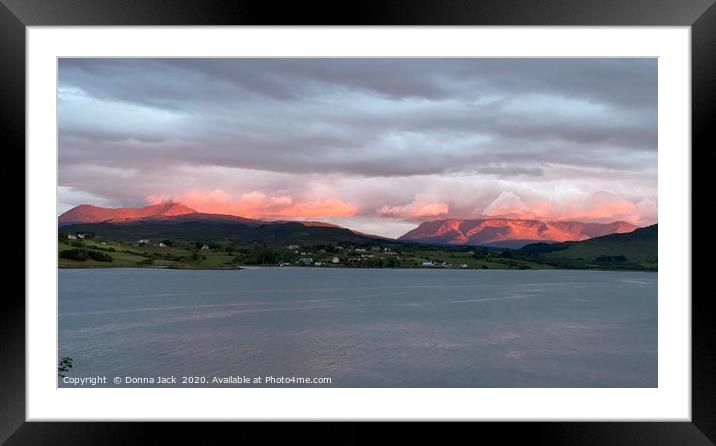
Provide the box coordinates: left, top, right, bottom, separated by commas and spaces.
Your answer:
0, 1, 27, 445
691, 1, 716, 444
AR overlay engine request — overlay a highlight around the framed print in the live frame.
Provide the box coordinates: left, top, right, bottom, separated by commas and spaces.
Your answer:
4, 0, 712, 443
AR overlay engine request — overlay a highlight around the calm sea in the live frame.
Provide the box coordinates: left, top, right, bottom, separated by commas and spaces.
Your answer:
58, 267, 657, 387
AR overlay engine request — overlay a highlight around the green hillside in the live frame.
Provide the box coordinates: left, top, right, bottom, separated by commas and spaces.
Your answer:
519, 224, 657, 271
57, 222, 657, 271
60, 221, 378, 246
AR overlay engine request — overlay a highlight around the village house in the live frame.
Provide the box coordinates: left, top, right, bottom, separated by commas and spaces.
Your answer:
298, 257, 313, 265
200, 245, 210, 250
332, 256, 340, 264
287, 244, 299, 250
158, 242, 167, 247
354, 248, 367, 252
422, 260, 435, 267
138, 239, 149, 245
67, 234, 77, 240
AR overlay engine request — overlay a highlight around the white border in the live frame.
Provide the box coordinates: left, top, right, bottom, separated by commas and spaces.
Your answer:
27, 27, 691, 421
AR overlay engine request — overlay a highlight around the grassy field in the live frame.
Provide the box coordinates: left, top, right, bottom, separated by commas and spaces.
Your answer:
59, 239, 238, 269
58, 237, 552, 270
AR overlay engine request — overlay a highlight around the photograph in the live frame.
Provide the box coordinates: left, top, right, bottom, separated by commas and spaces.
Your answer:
56, 57, 659, 389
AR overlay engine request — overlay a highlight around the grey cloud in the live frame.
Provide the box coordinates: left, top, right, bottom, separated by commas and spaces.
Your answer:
477, 166, 544, 177
59, 58, 657, 108
58, 58, 657, 211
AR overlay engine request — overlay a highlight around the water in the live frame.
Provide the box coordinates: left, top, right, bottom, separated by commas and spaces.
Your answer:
58, 268, 657, 387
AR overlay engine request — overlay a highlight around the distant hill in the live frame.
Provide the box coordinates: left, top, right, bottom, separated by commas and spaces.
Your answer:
59, 202, 386, 246
398, 218, 638, 248
519, 224, 657, 270
63, 220, 380, 246
59, 204, 384, 247
58, 202, 261, 226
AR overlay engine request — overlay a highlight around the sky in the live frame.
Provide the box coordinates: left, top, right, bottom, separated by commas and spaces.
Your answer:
58, 58, 657, 238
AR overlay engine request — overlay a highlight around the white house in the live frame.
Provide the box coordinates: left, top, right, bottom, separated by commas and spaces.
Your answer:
422, 260, 434, 267
67, 234, 77, 240
287, 244, 299, 250
200, 245, 210, 250
332, 256, 340, 264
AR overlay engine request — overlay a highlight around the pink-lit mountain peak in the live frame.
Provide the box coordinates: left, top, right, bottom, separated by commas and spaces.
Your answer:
58, 202, 197, 224
398, 218, 639, 248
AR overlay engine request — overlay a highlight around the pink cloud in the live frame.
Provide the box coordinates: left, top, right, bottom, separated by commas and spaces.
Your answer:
378, 200, 449, 219
480, 191, 655, 225
148, 189, 358, 219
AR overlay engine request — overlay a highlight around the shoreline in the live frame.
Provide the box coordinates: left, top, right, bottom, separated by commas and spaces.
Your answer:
58, 264, 657, 273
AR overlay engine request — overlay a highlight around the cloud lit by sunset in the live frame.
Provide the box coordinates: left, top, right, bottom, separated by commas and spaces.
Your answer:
58, 58, 657, 238
155, 190, 359, 219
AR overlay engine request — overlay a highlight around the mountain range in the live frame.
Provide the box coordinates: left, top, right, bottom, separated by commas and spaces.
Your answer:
58, 203, 381, 245
398, 218, 638, 248
58, 202, 260, 226
59, 203, 639, 248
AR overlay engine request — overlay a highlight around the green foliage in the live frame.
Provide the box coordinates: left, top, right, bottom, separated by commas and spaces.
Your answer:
60, 249, 113, 262
594, 255, 627, 263
88, 251, 113, 262
60, 248, 89, 261
58, 356, 73, 377
239, 246, 286, 265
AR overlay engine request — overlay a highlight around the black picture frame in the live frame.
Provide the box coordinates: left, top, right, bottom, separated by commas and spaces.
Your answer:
4, 0, 711, 444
